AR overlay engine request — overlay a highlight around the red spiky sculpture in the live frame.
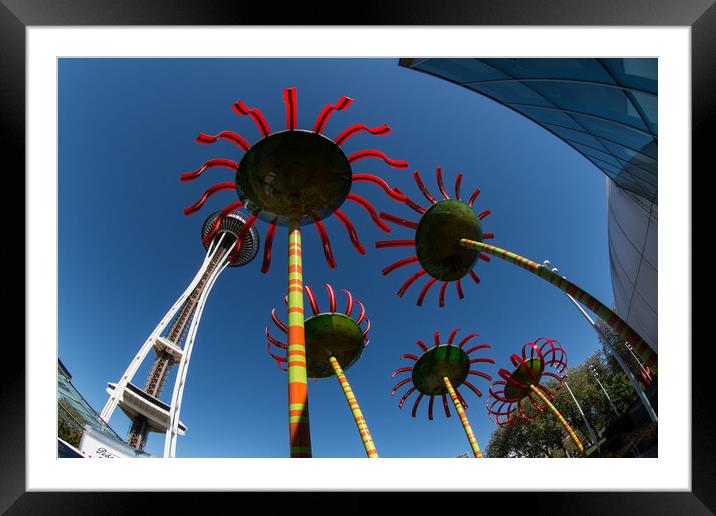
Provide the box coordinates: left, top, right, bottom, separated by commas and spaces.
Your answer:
182, 87, 408, 270
266, 284, 377, 457
486, 337, 584, 454
181, 87, 406, 458
391, 328, 494, 457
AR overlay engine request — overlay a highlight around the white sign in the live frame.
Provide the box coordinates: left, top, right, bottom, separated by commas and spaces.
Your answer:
79, 426, 152, 458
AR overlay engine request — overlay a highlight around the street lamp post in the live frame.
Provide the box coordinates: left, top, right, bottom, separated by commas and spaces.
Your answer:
544, 261, 657, 423
624, 342, 653, 382
458, 240, 658, 374
563, 376, 600, 452
589, 365, 620, 417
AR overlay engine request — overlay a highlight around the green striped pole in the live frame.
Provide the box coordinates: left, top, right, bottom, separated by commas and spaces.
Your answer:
329, 356, 379, 458
287, 217, 312, 457
459, 239, 658, 375
443, 376, 483, 458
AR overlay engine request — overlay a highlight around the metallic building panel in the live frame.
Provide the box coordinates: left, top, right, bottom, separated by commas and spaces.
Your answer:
607, 178, 658, 351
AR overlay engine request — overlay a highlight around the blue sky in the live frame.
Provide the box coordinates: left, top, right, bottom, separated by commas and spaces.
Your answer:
58, 58, 613, 458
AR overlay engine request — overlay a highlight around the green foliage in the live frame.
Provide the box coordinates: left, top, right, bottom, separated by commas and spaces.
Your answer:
485, 350, 640, 458
58, 397, 86, 448
58, 417, 84, 447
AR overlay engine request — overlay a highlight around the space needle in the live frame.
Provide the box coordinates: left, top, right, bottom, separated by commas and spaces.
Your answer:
100, 209, 259, 457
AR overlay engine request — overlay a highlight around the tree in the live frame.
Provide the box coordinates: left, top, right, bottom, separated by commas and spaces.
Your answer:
485, 350, 637, 457
58, 397, 86, 447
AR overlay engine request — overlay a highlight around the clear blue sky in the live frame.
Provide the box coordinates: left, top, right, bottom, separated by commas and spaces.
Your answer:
58, 58, 613, 458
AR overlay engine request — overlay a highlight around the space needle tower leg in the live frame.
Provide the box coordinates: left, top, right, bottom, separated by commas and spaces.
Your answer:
100, 235, 225, 424
163, 256, 229, 457
287, 216, 312, 458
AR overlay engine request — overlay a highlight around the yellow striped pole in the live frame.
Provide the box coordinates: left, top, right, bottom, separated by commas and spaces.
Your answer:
287, 217, 312, 457
329, 356, 379, 458
443, 376, 483, 458
459, 238, 658, 375
529, 384, 584, 455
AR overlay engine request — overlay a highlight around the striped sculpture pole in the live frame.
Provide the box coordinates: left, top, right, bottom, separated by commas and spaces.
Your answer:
268, 284, 375, 457
287, 218, 312, 458
391, 329, 493, 457
529, 384, 584, 454
488, 338, 584, 456
459, 239, 658, 375
329, 356, 379, 458
181, 87, 409, 458
443, 376, 483, 458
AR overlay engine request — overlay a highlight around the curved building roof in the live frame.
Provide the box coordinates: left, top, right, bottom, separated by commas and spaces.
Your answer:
399, 58, 657, 204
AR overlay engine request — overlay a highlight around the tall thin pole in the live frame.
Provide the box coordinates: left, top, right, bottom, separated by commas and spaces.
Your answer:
459, 239, 658, 374
550, 267, 657, 422
529, 384, 584, 455
564, 380, 600, 451
164, 258, 228, 457
623, 342, 653, 381
604, 338, 657, 421
443, 377, 483, 458
287, 217, 312, 457
590, 367, 620, 416
570, 288, 651, 381
329, 356, 379, 458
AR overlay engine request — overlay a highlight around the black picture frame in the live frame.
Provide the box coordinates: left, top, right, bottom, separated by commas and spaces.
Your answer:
3, 0, 711, 513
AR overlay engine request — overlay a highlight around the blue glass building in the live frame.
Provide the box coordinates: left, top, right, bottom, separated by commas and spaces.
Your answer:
58, 360, 151, 457
58, 360, 123, 440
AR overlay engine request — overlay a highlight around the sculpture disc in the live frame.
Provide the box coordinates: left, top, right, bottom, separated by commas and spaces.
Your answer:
236, 130, 352, 226
305, 313, 365, 378
415, 200, 482, 281
412, 345, 469, 396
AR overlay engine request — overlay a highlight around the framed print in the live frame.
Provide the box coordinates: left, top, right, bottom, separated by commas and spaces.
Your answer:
3, 0, 712, 513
